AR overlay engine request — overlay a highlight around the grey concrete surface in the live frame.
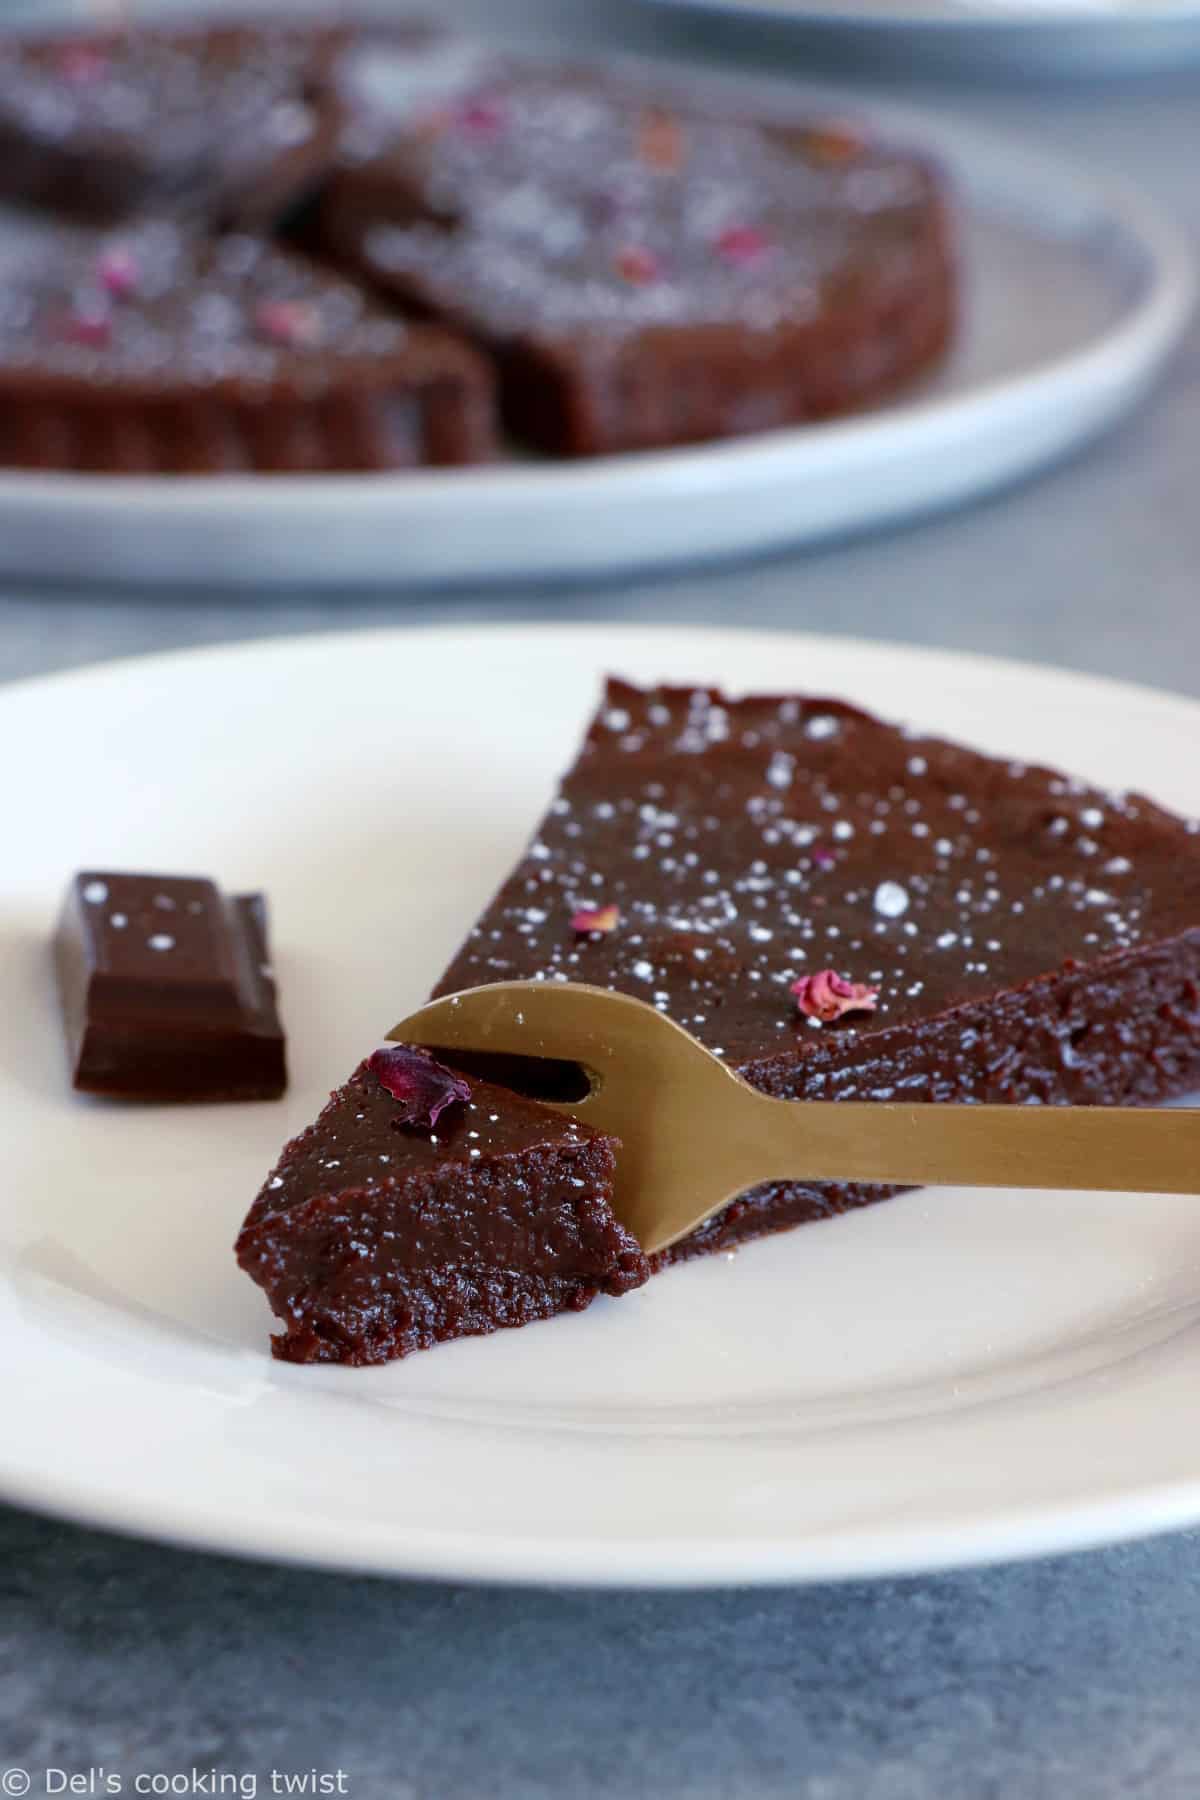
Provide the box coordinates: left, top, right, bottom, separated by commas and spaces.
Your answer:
3, 2, 1200, 1794
4, 1508, 1200, 1799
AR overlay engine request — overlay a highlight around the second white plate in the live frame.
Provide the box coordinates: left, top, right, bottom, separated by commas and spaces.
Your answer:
0, 94, 1191, 587
645, 0, 1200, 79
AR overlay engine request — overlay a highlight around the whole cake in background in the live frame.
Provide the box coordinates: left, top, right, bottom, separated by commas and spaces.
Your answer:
317, 54, 954, 457
0, 17, 957, 473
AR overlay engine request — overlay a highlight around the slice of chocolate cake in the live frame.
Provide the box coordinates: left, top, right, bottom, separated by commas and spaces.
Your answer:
0, 22, 346, 228
436, 680, 1200, 1266
238, 678, 1200, 1367
0, 217, 493, 473
315, 58, 954, 456
236, 1048, 647, 1365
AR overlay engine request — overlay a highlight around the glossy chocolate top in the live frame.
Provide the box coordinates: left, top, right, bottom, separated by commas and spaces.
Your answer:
246, 1058, 612, 1227
332, 55, 941, 340
436, 679, 1200, 1071
0, 215, 451, 399
0, 22, 341, 220
63, 871, 280, 1037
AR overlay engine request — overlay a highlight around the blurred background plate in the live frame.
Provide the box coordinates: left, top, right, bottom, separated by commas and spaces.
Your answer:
643, 0, 1200, 78
0, 91, 1190, 588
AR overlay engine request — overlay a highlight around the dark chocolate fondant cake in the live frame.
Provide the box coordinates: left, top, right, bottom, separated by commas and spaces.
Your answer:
0, 216, 493, 473
316, 59, 955, 456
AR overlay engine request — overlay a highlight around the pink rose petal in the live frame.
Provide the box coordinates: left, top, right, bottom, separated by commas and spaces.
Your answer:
97, 246, 139, 299
457, 95, 505, 138
55, 306, 111, 348
254, 299, 322, 348
716, 225, 771, 267
56, 42, 109, 83
791, 969, 879, 1024
369, 1044, 471, 1129
571, 903, 621, 936
615, 246, 660, 286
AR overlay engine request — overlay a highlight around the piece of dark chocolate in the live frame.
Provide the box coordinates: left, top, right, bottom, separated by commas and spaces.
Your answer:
56, 871, 286, 1101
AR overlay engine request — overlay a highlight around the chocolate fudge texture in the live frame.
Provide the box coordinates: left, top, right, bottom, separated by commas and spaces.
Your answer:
56, 871, 286, 1102
317, 57, 955, 456
236, 1058, 647, 1365
0, 216, 493, 473
0, 22, 345, 227
436, 680, 1200, 1265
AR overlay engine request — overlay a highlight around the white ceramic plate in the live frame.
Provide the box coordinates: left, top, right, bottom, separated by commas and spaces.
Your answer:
4, 622, 1200, 1587
0, 99, 1190, 587
644, 0, 1200, 79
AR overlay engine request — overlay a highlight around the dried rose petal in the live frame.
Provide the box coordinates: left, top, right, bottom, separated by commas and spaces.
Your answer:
55, 306, 111, 349
56, 41, 109, 83
791, 969, 879, 1023
254, 299, 322, 348
571, 903, 620, 936
369, 1044, 471, 1129
615, 245, 660, 286
637, 111, 684, 170
716, 225, 771, 267
805, 122, 865, 165
97, 246, 139, 299
811, 845, 836, 870
457, 95, 505, 137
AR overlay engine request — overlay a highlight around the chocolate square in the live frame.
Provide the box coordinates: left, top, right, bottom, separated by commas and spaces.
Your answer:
56, 871, 286, 1101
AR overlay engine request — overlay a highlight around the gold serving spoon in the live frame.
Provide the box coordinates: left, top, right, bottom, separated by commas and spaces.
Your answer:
389, 981, 1200, 1256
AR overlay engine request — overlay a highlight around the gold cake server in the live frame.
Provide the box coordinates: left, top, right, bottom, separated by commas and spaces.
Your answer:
389, 981, 1200, 1256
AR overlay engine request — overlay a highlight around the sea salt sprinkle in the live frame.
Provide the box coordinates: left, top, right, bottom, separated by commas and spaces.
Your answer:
804, 714, 839, 741
873, 881, 910, 919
